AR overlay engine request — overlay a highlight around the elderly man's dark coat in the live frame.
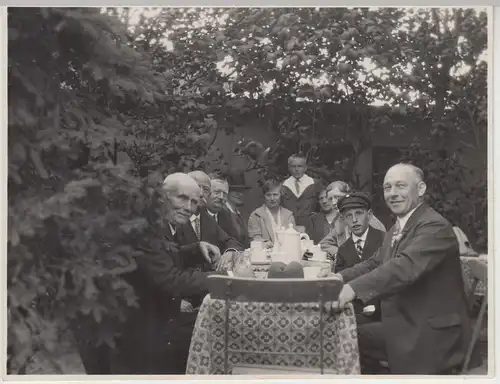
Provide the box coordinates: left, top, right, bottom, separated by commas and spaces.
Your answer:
217, 207, 250, 249
340, 203, 472, 374
113, 224, 212, 374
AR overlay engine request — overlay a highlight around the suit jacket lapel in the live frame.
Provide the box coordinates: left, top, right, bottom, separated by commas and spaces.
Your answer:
164, 222, 176, 242
200, 209, 213, 241
344, 238, 362, 267
228, 210, 243, 239
362, 227, 378, 260
257, 205, 275, 242
237, 213, 245, 235
181, 220, 198, 243
163, 222, 184, 267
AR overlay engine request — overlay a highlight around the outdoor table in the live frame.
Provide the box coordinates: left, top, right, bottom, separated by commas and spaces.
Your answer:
461, 255, 487, 296
186, 264, 360, 375
186, 294, 360, 375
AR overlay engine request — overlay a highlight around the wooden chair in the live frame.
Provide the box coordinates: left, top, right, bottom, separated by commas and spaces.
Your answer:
207, 275, 344, 375
461, 258, 488, 373
374, 256, 487, 375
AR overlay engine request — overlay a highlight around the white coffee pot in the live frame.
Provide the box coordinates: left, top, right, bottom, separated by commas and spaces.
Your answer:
274, 223, 310, 263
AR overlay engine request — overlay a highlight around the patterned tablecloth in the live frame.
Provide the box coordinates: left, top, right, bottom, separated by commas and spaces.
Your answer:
186, 294, 360, 375
460, 256, 487, 296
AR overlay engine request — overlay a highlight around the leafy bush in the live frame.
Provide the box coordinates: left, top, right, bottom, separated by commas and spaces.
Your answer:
7, 8, 215, 373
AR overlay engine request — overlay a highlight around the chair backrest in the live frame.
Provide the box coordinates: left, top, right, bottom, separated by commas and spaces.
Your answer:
468, 259, 487, 285
207, 275, 343, 302
461, 258, 488, 374
453, 226, 478, 256
206, 275, 345, 374
462, 257, 487, 313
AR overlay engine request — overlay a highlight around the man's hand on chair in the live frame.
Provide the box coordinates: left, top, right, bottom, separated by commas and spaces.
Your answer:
324, 284, 356, 314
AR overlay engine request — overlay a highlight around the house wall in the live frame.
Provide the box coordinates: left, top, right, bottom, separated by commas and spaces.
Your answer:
209, 113, 486, 225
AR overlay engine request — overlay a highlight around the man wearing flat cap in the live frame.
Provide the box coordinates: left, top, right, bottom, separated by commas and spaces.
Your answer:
334, 192, 385, 324
334, 192, 385, 273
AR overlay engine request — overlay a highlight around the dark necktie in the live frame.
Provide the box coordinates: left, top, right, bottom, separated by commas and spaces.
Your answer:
295, 179, 300, 195
355, 239, 363, 258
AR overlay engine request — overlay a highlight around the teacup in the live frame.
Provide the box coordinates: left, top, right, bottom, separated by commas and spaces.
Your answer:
310, 245, 321, 254
302, 239, 314, 251
313, 250, 327, 261
303, 266, 323, 279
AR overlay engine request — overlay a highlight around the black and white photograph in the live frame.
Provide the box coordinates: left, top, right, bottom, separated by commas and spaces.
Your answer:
6, 6, 491, 377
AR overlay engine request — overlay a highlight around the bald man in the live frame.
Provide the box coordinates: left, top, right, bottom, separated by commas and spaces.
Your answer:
188, 170, 211, 207
320, 163, 476, 374
113, 173, 227, 374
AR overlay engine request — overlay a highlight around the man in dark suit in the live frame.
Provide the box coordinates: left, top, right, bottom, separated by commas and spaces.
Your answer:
177, 207, 244, 257
112, 173, 226, 374
321, 163, 475, 374
220, 172, 251, 248
178, 174, 243, 256
333, 192, 385, 324
176, 173, 243, 310
334, 192, 385, 273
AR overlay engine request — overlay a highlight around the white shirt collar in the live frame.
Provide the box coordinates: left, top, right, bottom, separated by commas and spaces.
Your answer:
283, 174, 315, 198
168, 222, 176, 235
397, 203, 423, 231
352, 228, 369, 244
207, 210, 218, 221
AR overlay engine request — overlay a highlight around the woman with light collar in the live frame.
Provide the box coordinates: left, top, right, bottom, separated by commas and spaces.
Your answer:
248, 177, 296, 249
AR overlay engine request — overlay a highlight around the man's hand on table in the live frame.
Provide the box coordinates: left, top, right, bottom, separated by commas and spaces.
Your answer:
199, 241, 220, 264
199, 241, 232, 271
324, 284, 356, 314
216, 250, 236, 271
